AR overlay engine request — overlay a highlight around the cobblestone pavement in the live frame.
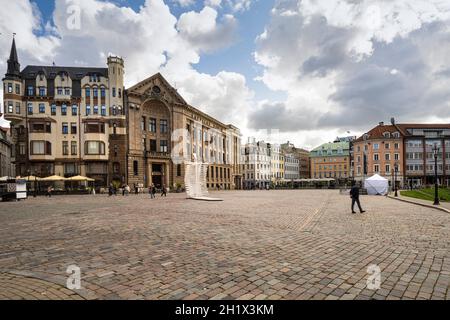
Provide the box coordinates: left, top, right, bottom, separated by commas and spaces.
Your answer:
0, 190, 449, 300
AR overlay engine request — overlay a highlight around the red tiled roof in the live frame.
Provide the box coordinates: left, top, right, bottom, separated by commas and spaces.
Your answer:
354, 124, 401, 142
355, 123, 450, 142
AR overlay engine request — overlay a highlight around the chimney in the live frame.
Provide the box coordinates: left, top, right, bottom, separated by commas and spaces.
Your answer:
390, 117, 395, 125
379, 121, 384, 126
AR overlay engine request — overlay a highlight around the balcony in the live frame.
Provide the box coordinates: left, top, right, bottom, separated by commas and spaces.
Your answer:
145, 151, 171, 159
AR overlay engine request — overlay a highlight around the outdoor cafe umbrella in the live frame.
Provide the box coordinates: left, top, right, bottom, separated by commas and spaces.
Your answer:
40, 175, 67, 181
16, 175, 41, 181
66, 175, 95, 182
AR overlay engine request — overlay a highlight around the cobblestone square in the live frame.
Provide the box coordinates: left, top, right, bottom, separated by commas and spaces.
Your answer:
0, 190, 449, 300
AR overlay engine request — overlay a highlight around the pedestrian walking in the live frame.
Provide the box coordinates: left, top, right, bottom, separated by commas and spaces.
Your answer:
122, 184, 126, 196
134, 183, 139, 195
149, 184, 155, 199
125, 184, 131, 196
161, 184, 167, 197
108, 183, 113, 197
350, 181, 365, 214
46, 186, 53, 197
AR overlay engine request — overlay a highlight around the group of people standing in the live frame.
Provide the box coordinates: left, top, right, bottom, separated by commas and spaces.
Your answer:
108, 182, 167, 198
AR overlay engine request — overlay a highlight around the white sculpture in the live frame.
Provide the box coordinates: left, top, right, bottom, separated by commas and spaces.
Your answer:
184, 154, 222, 201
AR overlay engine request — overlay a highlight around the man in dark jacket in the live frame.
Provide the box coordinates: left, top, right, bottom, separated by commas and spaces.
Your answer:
350, 181, 365, 214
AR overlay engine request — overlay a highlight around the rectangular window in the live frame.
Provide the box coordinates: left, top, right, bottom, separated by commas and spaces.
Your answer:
31, 141, 45, 155
84, 122, 105, 133
374, 164, 380, 173
86, 88, 90, 97
70, 123, 77, 134
141, 116, 146, 131
101, 105, 106, 116
160, 140, 168, 153
133, 160, 138, 176
62, 141, 69, 155
394, 143, 399, 149
149, 118, 156, 133
394, 153, 400, 161
85, 141, 105, 155
27, 103, 33, 115
101, 87, 106, 97
71, 142, 77, 155
65, 88, 71, 95
62, 123, 69, 134
150, 139, 157, 152
39, 87, 45, 96
374, 154, 379, 161
30, 141, 51, 155
93, 87, 98, 97
15, 84, 20, 94
51, 104, 56, 115
373, 143, 379, 150
112, 87, 116, 97
72, 105, 77, 116
7, 102, 13, 113
19, 142, 26, 155
57, 87, 63, 95
385, 153, 390, 161
86, 105, 91, 116
39, 103, 45, 113
160, 119, 168, 133
7, 83, 12, 93
61, 104, 67, 116
93, 105, 99, 115
28, 86, 34, 96
15, 102, 20, 114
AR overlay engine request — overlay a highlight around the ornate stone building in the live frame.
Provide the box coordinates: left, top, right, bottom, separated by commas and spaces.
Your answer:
3, 37, 242, 190
0, 126, 15, 177
125, 73, 242, 190
2, 37, 127, 186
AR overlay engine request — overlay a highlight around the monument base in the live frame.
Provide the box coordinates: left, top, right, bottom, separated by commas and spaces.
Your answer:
188, 196, 223, 202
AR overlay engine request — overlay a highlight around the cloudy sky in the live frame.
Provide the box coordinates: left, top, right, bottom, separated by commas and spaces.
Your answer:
1, 0, 450, 149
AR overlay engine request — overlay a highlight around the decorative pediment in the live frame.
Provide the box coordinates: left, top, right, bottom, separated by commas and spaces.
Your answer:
126, 73, 187, 105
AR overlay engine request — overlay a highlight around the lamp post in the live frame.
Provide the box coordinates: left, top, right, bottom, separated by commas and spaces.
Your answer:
433, 143, 440, 206
391, 168, 394, 195
394, 163, 398, 197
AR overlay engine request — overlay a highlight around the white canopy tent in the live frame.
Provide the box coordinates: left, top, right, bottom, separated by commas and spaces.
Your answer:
364, 174, 389, 195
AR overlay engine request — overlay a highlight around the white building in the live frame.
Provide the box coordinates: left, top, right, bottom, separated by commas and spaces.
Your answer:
284, 153, 300, 180
242, 138, 271, 189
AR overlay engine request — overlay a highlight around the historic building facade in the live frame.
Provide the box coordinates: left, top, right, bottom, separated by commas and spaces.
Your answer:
2, 38, 127, 186
281, 141, 310, 179
242, 138, 271, 189
269, 143, 284, 185
0, 126, 15, 177
125, 73, 242, 190
310, 139, 351, 183
399, 124, 450, 187
283, 153, 300, 180
352, 121, 404, 188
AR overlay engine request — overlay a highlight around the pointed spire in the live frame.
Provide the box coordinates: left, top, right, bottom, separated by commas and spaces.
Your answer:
5, 35, 21, 80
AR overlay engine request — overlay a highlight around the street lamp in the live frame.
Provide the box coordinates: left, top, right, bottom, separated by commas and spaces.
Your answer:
433, 143, 440, 206
391, 168, 394, 195
394, 163, 398, 197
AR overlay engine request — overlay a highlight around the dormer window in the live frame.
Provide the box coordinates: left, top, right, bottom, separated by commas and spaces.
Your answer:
393, 132, 400, 138
383, 132, 390, 138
